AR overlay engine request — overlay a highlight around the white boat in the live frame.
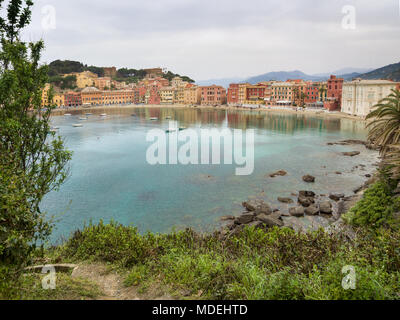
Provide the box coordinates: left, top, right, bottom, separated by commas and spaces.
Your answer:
179, 126, 187, 131
165, 116, 172, 119
100, 113, 107, 117
150, 117, 158, 121
79, 117, 88, 120
64, 113, 72, 116
72, 124, 83, 127
85, 113, 92, 116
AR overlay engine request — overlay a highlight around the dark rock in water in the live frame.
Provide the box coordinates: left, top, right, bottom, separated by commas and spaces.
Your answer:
342, 151, 361, 157
329, 193, 345, 202
257, 214, 284, 227
305, 205, 320, 216
269, 170, 287, 178
298, 196, 315, 207
353, 185, 364, 194
235, 213, 255, 225
335, 171, 342, 175
299, 191, 316, 198
242, 201, 257, 212
319, 201, 333, 214
278, 197, 294, 204
303, 175, 316, 183
220, 215, 235, 221
289, 206, 305, 217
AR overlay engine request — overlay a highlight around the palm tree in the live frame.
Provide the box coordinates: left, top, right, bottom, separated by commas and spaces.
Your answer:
366, 89, 400, 156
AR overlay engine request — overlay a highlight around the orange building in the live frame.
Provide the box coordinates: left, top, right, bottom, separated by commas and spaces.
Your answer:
183, 85, 201, 105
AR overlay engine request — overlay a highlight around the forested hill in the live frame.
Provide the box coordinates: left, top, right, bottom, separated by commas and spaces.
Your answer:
47, 60, 195, 84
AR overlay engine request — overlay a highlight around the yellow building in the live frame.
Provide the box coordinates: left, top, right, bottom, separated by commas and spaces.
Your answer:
174, 87, 185, 104
171, 76, 188, 88
64, 71, 98, 89
183, 86, 200, 105
238, 83, 250, 104
41, 83, 65, 107
159, 87, 175, 104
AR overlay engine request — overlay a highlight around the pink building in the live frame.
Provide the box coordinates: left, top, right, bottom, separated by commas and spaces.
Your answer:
200, 85, 227, 106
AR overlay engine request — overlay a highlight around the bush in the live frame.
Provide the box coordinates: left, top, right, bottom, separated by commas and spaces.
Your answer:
344, 182, 400, 229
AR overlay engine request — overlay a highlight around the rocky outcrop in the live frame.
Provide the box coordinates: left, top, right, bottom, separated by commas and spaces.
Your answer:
278, 197, 294, 204
302, 175, 316, 183
289, 206, 305, 217
342, 151, 361, 157
269, 170, 287, 178
305, 205, 320, 216
319, 201, 333, 214
329, 193, 345, 202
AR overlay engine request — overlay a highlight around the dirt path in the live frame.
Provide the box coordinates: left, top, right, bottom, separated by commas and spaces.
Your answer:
71, 263, 174, 300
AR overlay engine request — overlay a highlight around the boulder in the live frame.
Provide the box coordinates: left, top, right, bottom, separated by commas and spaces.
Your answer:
220, 215, 235, 221
299, 191, 316, 198
319, 201, 333, 214
242, 201, 257, 212
269, 170, 287, 178
247, 221, 264, 229
235, 213, 255, 225
257, 214, 284, 227
255, 203, 273, 215
289, 206, 305, 217
329, 193, 345, 202
342, 151, 361, 157
335, 171, 342, 175
278, 197, 294, 204
305, 205, 320, 216
270, 211, 283, 220
302, 175, 316, 183
298, 196, 315, 207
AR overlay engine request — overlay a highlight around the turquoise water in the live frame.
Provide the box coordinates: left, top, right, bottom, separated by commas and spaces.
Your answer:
43, 108, 378, 243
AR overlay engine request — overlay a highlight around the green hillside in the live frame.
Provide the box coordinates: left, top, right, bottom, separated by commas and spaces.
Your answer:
359, 62, 400, 81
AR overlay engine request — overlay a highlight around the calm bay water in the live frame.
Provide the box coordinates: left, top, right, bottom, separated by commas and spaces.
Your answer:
43, 107, 378, 243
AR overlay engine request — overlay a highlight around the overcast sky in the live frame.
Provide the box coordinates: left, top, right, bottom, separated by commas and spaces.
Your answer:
21, 0, 400, 81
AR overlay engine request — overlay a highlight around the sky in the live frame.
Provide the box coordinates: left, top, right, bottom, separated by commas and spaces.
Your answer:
19, 0, 400, 81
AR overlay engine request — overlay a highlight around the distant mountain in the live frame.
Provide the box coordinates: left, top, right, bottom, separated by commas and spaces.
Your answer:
196, 77, 246, 88
358, 62, 400, 82
313, 67, 373, 78
245, 70, 324, 84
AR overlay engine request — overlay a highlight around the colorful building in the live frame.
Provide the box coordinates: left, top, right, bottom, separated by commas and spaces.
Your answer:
325, 75, 344, 111
183, 85, 201, 105
245, 84, 268, 105
159, 87, 175, 104
64, 92, 82, 107
94, 77, 112, 90
200, 85, 227, 106
227, 84, 239, 105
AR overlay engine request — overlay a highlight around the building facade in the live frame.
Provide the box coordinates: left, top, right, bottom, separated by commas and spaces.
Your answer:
64, 92, 82, 107
183, 86, 201, 105
341, 79, 400, 117
325, 75, 344, 111
159, 87, 175, 104
200, 85, 227, 106
227, 84, 239, 105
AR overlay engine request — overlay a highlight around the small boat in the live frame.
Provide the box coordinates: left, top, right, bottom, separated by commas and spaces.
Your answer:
64, 113, 72, 116
179, 126, 187, 131
165, 129, 177, 133
100, 113, 107, 117
79, 117, 88, 120
150, 117, 158, 121
85, 113, 92, 116
131, 114, 137, 117
165, 116, 172, 120
51, 126, 59, 130
72, 124, 83, 128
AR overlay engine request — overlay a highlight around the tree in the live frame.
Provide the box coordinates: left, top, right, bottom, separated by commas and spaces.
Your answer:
0, 0, 71, 283
366, 89, 400, 156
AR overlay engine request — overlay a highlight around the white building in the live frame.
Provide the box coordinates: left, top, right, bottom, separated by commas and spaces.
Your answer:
341, 79, 399, 117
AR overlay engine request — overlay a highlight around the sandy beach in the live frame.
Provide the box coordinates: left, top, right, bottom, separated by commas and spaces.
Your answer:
51, 103, 366, 122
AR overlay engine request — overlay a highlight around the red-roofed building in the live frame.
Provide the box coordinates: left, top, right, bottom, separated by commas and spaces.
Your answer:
200, 85, 226, 106
227, 84, 239, 105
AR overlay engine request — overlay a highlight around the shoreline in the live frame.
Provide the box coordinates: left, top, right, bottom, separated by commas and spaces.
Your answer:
51, 103, 366, 122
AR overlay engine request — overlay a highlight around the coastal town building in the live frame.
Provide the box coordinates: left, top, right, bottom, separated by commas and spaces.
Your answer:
341, 79, 400, 117
64, 92, 82, 107
245, 84, 268, 105
103, 67, 117, 78
238, 83, 250, 105
227, 84, 239, 105
171, 76, 188, 88
324, 75, 344, 111
174, 87, 185, 104
159, 87, 175, 104
200, 85, 227, 106
271, 82, 295, 105
66, 71, 98, 89
144, 68, 164, 78
81, 87, 102, 106
94, 77, 112, 90
183, 85, 201, 105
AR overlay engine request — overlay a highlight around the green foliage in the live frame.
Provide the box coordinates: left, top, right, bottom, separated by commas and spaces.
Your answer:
344, 182, 400, 229
48, 59, 84, 77
0, 0, 71, 292
49, 75, 77, 90
57, 221, 400, 300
